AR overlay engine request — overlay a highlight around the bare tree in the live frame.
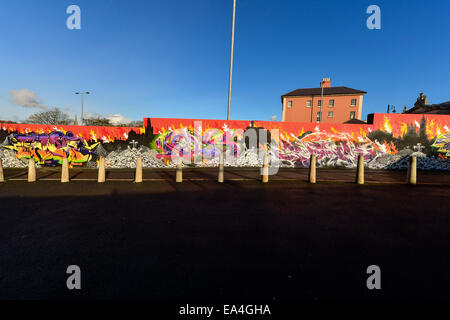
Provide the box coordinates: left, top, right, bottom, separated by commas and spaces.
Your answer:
83, 118, 143, 127
123, 120, 143, 127
27, 108, 72, 125
83, 117, 112, 126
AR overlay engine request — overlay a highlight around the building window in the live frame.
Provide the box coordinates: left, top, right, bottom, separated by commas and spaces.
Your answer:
316, 111, 322, 122
287, 101, 293, 108
318, 99, 323, 107
350, 98, 357, 106
329, 99, 335, 107
328, 111, 334, 118
306, 100, 312, 107
350, 111, 356, 119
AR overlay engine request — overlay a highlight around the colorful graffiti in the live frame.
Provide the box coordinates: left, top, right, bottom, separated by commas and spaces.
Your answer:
143, 114, 450, 169
153, 127, 244, 162
0, 123, 142, 167
1, 113, 450, 169
0, 123, 142, 142
279, 131, 385, 167
150, 124, 406, 168
3, 131, 99, 166
432, 133, 450, 157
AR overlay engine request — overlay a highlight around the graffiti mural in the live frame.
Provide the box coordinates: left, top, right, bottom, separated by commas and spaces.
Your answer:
153, 127, 244, 163
142, 114, 450, 170
3, 131, 98, 166
1, 113, 450, 170
0, 123, 141, 167
279, 131, 384, 167
0, 123, 142, 142
432, 133, 450, 157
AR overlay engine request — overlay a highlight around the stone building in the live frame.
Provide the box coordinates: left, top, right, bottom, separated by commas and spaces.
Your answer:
403, 93, 450, 114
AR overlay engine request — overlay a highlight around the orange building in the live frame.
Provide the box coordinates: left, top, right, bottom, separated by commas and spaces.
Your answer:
281, 78, 367, 123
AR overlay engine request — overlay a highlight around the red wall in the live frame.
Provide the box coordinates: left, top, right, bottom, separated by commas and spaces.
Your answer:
144, 117, 373, 138
145, 113, 450, 139
370, 113, 450, 139
0, 123, 142, 143
3, 113, 450, 143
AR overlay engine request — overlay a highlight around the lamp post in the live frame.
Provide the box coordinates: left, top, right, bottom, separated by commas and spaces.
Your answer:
227, 0, 237, 121
75, 91, 90, 124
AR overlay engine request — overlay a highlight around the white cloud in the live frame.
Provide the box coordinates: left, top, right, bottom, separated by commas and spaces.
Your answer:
105, 114, 131, 125
84, 112, 132, 125
8, 89, 49, 109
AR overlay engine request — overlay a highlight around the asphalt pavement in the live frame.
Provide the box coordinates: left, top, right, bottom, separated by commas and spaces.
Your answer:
0, 168, 449, 300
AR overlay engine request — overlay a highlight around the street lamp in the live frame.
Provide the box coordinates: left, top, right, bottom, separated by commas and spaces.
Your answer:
75, 91, 90, 124
227, 0, 237, 121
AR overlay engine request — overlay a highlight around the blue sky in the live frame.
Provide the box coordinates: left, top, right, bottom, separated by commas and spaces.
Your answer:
0, 0, 449, 123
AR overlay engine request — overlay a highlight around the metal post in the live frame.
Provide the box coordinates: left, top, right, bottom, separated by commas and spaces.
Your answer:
75, 91, 90, 125
227, 0, 237, 120
81, 93, 84, 122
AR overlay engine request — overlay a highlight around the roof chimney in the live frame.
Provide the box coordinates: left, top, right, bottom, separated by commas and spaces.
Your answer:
320, 78, 331, 88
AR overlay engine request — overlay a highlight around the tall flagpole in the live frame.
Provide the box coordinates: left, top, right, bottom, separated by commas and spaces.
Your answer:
227, 0, 237, 120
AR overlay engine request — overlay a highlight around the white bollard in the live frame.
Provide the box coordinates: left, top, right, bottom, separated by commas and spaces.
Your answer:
0, 158, 4, 182
135, 157, 143, 183
356, 154, 364, 185
61, 157, 69, 183
308, 154, 316, 184
98, 156, 106, 183
28, 157, 36, 182
407, 156, 417, 185
218, 151, 224, 183
176, 157, 183, 183
261, 152, 269, 183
